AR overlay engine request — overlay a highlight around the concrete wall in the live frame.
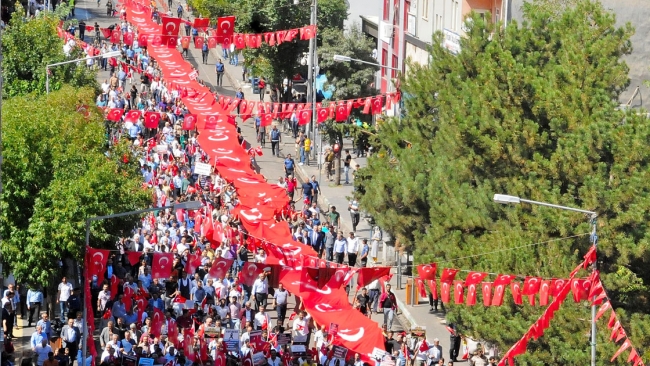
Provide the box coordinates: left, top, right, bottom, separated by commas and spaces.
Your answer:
510, 0, 649, 108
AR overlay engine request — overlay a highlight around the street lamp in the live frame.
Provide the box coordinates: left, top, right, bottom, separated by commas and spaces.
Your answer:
81, 200, 203, 360
493, 193, 598, 366
46, 50, 122, 93
332, 54, 401, 71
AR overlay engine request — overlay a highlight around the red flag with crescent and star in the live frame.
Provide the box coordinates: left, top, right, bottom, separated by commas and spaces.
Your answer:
238, 262, 264, 286
491, 274, 516, 306
87, 248, 109, 280
152, 252, 174, 279
161, 17, 182, 35
208, 258, 234, 279
217, 16, 236, 42
416, 263, 437, 280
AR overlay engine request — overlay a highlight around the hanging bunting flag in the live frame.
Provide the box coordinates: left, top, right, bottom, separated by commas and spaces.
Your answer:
511, 281, 523, 305
453, 280, 464, 304
416, 263, 437, 280
481, 282, 492, 306
539, 280, 551, 306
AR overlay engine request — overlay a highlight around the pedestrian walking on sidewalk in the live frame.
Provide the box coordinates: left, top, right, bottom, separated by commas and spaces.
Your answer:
269, 125, 281, 156
202, 41, 209, 64
380, 284, 397, 330
349, 199, 360, 232
215, 59, 225, 86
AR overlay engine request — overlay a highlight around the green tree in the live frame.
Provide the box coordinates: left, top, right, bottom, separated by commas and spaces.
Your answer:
187, 0, 237, 20
0, 86, 151, 286
2, 3, 97, 96
235, 0, 348, 83
356, 0, 650, 364
318, 22, 379, 184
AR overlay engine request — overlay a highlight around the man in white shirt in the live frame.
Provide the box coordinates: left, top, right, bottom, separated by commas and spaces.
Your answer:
57, 277, 73, 321
346, 232, 360, 267
292, 311, 310, 337
428, 338, 443, 364
412, 337, 429, 366
251, 273, 269, 310
253, 306, 272, 330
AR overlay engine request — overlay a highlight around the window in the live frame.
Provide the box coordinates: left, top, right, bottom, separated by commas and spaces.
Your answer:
392, 55, 399, 78
383, 0, 390, 20
422, 0, 429, 19
409, 0, 417, 15
382, 49, 389, 77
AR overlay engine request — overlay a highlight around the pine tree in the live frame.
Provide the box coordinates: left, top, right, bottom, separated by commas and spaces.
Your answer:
356, 0, 650, 363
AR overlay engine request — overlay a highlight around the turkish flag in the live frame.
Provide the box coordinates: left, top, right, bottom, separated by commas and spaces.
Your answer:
100, 28, 112, 38
539, 280, 551, 306
284, 28, 299, 42
207, 36, 219, 49
110, 29, 121, 44
356, 266, 391, 288
106, 108, 124, 122
184, 334, 196, 362
371, 96, 384, 115
427, 279, 438, 300
194, 36, 205, 49
123, 32, 134, 45
610, 339, 632, 362
571, 278, 590, 302
217, 16, 236, 39
88, 248, 109, 280
416, 263, 437, 280
415, 277, 427, 299
361, 97, 372, 114
182, 114, 197, 130
144, 112, 161, 128
123, 286, 134, 310
465, 283, 477, 306
238, 262, 264, 286
193, 18, 210, 29
464, 271, 488, 287
138, 33, 149, 47
246, 34, 262, 48
453, 280, 464, 304
300, 25, 317, 40
440, 268, 460, 283
297, 108, 311, 125
325, 267, 349, 289
317, 103, 329, 123
335, 101, 349, 122
523, 277, 542, 305
126, 251, 141, 266
162, 35, 178, 48
595, 301, 611, 321
260, 113, 273, 127
441, 282, 451, 303
481, 282, 492, 306
161, 17, 182, 35
185, 253, 202, 275
511, 281, 523, 305
152, 253, 174, 279
110, 275, 119, 298
208, 258, 234, 279
275, 30, 286, 45
233, 33, 245, 49
123, 109, 142, 124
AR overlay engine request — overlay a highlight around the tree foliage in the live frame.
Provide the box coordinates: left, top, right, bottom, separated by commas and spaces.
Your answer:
234, 0, 348, 83
2, 3, 97, 96
356, 0, 650, 363
318, 22, 378, 101
0, 86, 151, 286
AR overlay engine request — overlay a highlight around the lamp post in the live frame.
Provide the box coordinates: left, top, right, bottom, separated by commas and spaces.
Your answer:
81, 200, 203, 361
493, 194, 598, 366
46, 50, 121, 93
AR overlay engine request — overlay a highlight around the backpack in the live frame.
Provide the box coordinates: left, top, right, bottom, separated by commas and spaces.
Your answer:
177, 4, 183, 13
326, 152, 334, 162
202, 43, 208, 52
271, 129, 280, 140
304, 138, 311, 152
216, 63, 224, 72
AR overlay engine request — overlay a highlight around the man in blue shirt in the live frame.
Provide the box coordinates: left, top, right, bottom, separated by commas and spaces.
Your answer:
27, 287, 43, 327
128, 123, 140, 141
215, 59, 225, 87
309, 175, 320, 204
36, 313, 53, 340
284, 154, 295, 177
30, 325, 48, 351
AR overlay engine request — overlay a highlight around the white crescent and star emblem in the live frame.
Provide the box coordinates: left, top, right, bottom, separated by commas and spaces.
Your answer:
338, 328, 364, 342
165, 22, 177, 35
159, 256, 169, 268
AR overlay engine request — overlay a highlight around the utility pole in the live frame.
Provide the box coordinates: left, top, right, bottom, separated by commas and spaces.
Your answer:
306, 0, 318, 164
